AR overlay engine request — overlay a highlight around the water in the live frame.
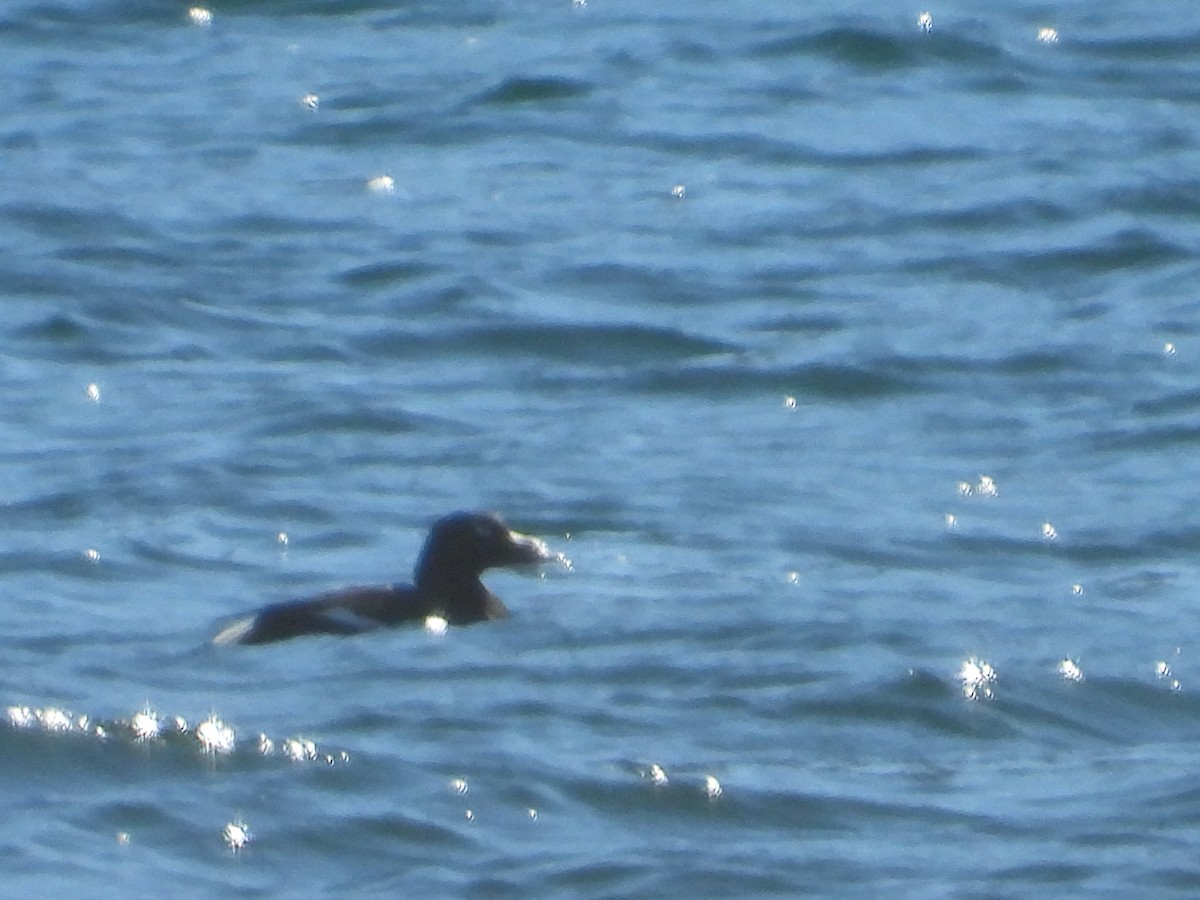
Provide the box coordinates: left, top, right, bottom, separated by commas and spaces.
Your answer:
3, 0, 1200, 895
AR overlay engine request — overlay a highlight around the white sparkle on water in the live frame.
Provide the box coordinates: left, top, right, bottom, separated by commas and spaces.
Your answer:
917, 11, 933, 32
958, 475, 998, 498
450, 777, 469, 795
1041, 521, 1058, 541
188, 7, 213, 27
283, 737, 317, 762
705, 775, 723, 799
1037, 26, 1059, 43
425, 615, 449, 636
1058, 659, 1084, 682
38, 708, 73, 732
959, 657, 997, 701
367, 175, 395, 194
131, 709, 161, 741
1155, 660, 1181, 690
223, 820, 251, 851
648, 763, 669, 786
86, 382, 101, 403
196, 716, 236, 754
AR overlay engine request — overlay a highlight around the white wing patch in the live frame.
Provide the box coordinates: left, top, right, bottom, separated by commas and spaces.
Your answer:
211, 616, 257, 646
317, 607, 378, 634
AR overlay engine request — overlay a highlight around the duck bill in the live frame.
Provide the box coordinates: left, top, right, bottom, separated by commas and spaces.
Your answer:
507, 529, 554, 565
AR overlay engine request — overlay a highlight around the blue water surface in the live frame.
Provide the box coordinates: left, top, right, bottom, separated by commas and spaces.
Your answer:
3, 0, 1200, 895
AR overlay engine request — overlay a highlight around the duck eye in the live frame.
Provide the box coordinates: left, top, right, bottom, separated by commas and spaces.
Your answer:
473, 518, 500, 541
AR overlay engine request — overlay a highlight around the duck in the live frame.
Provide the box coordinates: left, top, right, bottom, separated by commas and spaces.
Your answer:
212, 511, 556, 645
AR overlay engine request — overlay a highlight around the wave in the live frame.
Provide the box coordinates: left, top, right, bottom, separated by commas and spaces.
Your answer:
471, 76, 594, 108
351, 321, 736, 368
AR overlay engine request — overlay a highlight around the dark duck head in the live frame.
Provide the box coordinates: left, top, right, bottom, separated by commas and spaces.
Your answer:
213, 511, 559, 646
415, 511, 554, 621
